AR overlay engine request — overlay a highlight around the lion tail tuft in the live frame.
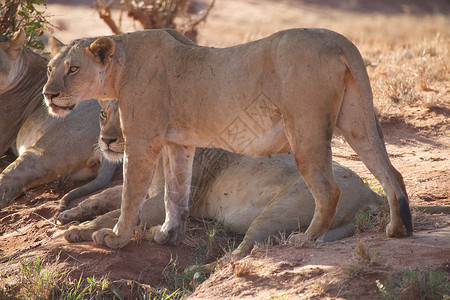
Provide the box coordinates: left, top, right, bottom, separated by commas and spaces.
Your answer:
398, 195, 413, 235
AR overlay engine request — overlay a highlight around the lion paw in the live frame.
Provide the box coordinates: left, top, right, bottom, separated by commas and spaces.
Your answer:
288, 233, 314, 248
64, 225, 92, 243
0, 199, 11, 210
152, 221, 186, 245
56, 210, 74, 225
0, 186, 16, 210
231, 242, 253, 258
92, 228, 131, 249
385, 222, 408, 238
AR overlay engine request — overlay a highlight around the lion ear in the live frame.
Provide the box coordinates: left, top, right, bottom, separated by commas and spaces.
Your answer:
98, 99, 109, 107
7, 28, 25, 60
88, 37, 115, 65
49, 36, 64, 56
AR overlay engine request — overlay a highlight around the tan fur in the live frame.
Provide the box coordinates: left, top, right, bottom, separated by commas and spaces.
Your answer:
44, 28, 411, 249
0, 30, 116, 210
61, 100, 381, 256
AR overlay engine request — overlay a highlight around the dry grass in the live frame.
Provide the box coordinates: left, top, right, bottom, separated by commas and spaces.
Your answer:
230, 258, 255, 277
343, 240, 381, 277
203, 4, 449, 118
0, 255, 114, 299
323, 14, 449, 116
368, 32, 449, 118
355, 193, 391, 234
324, 14, 449, 116
183, 217, 242, 265
377, 269, 449, 300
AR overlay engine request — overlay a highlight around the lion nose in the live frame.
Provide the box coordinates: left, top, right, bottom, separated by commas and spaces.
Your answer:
101, 137, 117, 146
43, 92, 60, 100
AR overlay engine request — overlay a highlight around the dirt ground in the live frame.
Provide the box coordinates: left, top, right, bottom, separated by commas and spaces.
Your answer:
1, 0, 449, 299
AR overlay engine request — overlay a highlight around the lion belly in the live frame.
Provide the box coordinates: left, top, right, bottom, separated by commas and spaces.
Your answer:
212, 115, 290, 156
160, 29, 347, 157
166, 117, 289, 157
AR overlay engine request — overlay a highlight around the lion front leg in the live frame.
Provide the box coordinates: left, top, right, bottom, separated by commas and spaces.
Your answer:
65, 209, 121, 242
92, 143, 161, 249
57, 185, 123, 224
152, 143, 194, 245
233, 194, 302, 257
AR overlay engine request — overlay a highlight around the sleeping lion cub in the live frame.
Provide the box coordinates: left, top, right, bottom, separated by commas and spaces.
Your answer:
60, 100, 381, 256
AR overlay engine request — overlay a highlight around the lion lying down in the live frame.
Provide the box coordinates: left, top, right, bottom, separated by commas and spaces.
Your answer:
59, 100, 381, 256
0, 29, 116, 210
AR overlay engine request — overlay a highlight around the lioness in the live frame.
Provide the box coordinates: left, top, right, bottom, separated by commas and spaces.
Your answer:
44, 28, 412, 249
0, 29, 116, 210
59, 100, 381, 256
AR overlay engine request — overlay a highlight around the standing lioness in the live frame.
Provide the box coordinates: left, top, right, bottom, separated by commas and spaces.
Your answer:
43, 28, 412, 249
59, 99, 381, 258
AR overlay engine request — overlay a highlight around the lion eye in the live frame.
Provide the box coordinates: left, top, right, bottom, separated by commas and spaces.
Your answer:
68, 66, 79, 74
47, 66, 52, 74
100, 111, 107, 120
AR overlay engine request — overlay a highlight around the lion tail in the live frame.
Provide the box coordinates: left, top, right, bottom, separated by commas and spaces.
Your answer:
339, 41, 413, 235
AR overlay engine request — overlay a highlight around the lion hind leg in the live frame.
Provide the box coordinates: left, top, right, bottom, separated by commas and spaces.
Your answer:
286, 134, 341, 245
280, 78, 346, 246
233, 192, 302, 257
287, 168, 341, 247
322, 222, 356, 242
281, 104, 343, 245
337, 75, 412, 236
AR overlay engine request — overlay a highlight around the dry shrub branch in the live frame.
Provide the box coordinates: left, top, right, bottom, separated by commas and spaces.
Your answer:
95, 0, 215, 41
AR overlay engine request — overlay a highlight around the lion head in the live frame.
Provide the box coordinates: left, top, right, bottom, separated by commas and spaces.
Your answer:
98, 99, 124, 162
0, 29, 26, 93
43, 36, 116, 116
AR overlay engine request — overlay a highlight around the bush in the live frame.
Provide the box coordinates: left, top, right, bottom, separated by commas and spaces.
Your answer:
0, 0, 51, 50
95, 0, 215, 41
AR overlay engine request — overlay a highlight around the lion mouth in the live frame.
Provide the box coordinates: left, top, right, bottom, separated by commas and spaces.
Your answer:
50, 102, 76, 111
48, 101, 76, 115
43, 94, 76, 115
102, 149, 124, 163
